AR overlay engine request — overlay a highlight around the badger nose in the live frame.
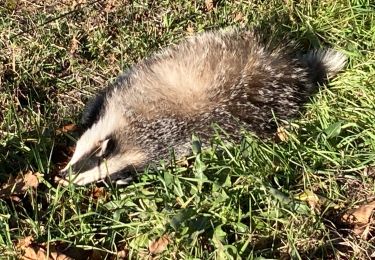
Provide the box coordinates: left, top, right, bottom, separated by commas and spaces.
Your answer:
59, 164, 71, 177
55, 164, 74, 186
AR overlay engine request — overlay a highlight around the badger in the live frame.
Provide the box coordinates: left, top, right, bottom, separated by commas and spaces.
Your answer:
59, 29, 346, 185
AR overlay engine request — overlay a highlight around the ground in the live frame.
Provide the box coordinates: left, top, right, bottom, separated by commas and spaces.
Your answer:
0, 0, 374, 259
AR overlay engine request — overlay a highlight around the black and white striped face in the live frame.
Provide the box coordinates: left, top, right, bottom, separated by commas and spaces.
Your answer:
59, 126, 148, 185
59, 113, 193, 185
59, 96, 148, 185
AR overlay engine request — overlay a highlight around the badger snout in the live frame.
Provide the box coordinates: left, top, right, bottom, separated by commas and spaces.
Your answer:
56, 155, 102, 186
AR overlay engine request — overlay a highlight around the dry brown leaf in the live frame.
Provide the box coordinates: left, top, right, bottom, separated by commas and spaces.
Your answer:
148, 235, 170, 255
0, 171, 40, 198
91, 187, 108, 201
186, 26, 194, 35
104, 0, 120, 13
17, 236, 33, 248
205, 0, 214, 11
341, 200, 375, 239
296, 190, 321, 212
16, 237, 73, 260
175, 157, 189, 167
10, 195, 22, 202
69, 36, 79, 55
56, 123, 78, 134
363, 166, 375, 177
21, 246, 72, 260
234, 12, 243, 22
276, 126, 288, 142
115, 250, 127, 259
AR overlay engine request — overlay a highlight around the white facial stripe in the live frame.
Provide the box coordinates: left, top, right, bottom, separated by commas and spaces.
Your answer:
70, 158, 118, 185
70, 162, 109, 185
64, 113, 117, 171
97, 138, 111, 157
69, 150, 146, 185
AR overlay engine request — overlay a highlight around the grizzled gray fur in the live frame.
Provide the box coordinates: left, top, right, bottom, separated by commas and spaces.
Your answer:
60, 29, 346, 185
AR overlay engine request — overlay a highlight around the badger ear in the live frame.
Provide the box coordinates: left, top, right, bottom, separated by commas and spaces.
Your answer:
97, 138, 115, 158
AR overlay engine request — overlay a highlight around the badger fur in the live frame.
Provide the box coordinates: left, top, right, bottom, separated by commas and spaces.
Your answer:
60, 29, 346, 185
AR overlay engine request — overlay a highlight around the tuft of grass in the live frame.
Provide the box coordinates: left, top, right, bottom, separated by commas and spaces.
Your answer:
0, 0, 374, 259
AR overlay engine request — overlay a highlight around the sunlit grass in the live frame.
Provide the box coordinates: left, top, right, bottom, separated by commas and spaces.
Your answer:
0, 0, 374, 259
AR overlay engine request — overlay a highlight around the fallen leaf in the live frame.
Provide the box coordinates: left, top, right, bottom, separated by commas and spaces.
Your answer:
16, 237, 73, 260
56, 123, 78, 135
116, 250, 127, 259
104, 0, 118, 13
276, 126, 288, 142
91, 187, 108, 201
176, 157, 190, 167
205, 0, 214, 11
296, 190, 321, 212
363, 166, 375, 177
148, 235, 170, 255
234, 12, 243, 22
0, 171, 40, 198
186, 26, 194, 35
16, 237, 42, 260
69, 36, 79, 55
10, 195, 22, 202
341, 200, 375, 239
17, 236, 33, 248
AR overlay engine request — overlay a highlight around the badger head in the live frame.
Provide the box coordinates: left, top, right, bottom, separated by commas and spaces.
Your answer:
59, 86, 154, 185
59, 113, 150, 185
58, 87, 193, 186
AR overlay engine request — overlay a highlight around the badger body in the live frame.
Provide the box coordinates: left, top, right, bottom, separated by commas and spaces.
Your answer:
61, 29, 346, 185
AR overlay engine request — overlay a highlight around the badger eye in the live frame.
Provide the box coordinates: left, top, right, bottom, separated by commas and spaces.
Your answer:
96, 138, 116, 158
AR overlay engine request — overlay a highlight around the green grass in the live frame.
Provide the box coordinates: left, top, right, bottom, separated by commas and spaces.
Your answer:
0, 0, 374, 259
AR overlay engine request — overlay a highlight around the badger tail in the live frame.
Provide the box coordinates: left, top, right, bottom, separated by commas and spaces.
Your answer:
302, 49, 347, 84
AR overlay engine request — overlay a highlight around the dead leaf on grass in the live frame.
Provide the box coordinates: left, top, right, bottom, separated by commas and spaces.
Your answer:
296, 190, 321, 212
91, 187, 108, 201
296, 190, 339, 213
17, 236, 33, 248
115, 249, 127, 259
16, 236, 73, 260
363, 166, 375, 177
234, 12, 243, 22
148, 235, 170, 255
186, 26, 194, 35
175, 157, 190, 167
341, 200, 375, 239
276, 126, 288, 142
205, 0, 214, 11
69, 35, 79, 55
56, 123, 78, 135
0, 171, 40, 199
